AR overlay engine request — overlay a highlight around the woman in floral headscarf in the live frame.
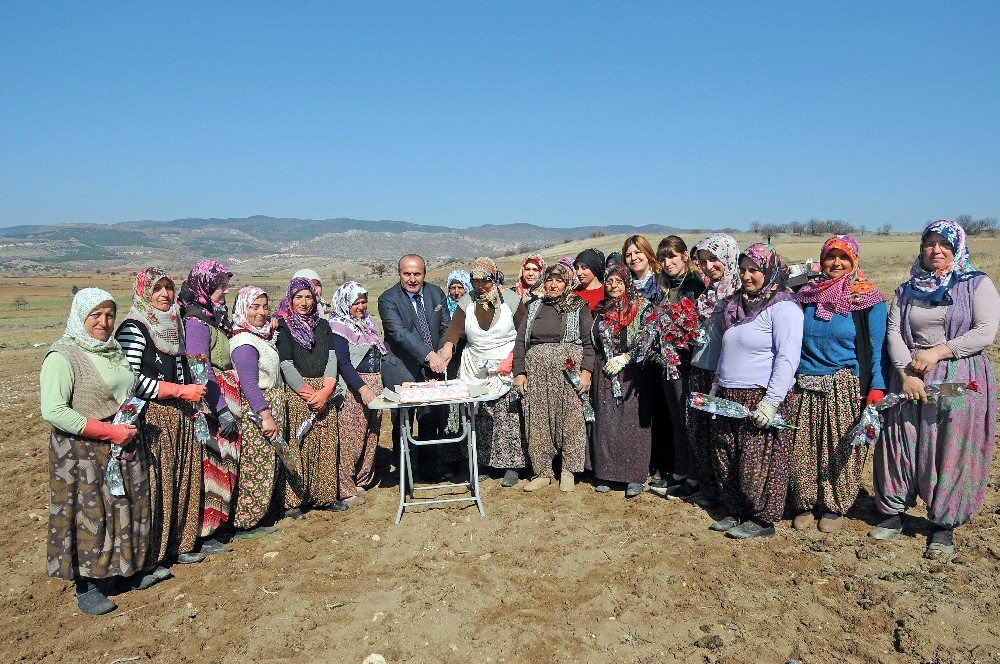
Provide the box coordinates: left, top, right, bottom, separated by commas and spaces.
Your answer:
872, 220, 998, 554
442, 258, 528, 486
788, 236, 887, 534
590, 262, 650, 498
276, 277, 349, 513
116, 268, 207, 565
682, 233, 741, 509
230, 286, 286, 530
515, 255, 546, 302
513, 262, 596, 492
329, 281, 386, 504
177, 260, 239, 549
710, 242, 803, 539
41, 289, 162, 615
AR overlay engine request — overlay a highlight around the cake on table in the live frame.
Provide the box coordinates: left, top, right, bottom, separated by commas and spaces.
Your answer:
397, 379, 472, 403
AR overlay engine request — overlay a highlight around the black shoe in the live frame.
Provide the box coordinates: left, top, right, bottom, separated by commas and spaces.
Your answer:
665, 482, 699, 500
709, 516, 740, 532
283, 507, 306, 520
870, 514, 903, 540
130, 565, 173, 590
927, 527, 955, 554
625, 483, 645, 498
320, 500, 349, 512
500, 469, 519, 487
648, 478, 682, 496
726, 520, 776, 539
76, 585, 117, 616
198, 538, 231, 555
175, 552, 207, 564
686, 490, 719, 509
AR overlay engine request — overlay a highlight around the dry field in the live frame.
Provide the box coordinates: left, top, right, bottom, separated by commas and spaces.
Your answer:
1, 233, 999, 663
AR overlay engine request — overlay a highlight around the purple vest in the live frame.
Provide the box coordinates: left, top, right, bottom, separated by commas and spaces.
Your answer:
897, 274, 983, 350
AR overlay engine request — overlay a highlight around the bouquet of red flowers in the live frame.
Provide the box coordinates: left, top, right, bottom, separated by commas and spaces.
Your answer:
640, 298, 701, 379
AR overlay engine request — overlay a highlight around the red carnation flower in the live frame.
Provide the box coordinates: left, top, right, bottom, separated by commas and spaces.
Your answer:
967, 381, 979, 392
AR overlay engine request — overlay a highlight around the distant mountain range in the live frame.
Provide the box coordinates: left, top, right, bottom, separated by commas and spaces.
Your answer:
0, 216, 704, 272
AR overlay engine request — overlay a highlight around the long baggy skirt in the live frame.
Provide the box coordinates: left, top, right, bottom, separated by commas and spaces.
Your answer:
787, 369, 866, 515
144, 398, 202, 561
591, 362, 650, 484
48, 427, 151, 580
232, 386, 286, 529
477, 389, 527, 470
200, 369, 242, 537
876, 353, 996, 528
335, 372, 383, 499
711, 387, 793, 525
280, 378, 340, 508
523, 342, 587, 477
686, 366, 719, 498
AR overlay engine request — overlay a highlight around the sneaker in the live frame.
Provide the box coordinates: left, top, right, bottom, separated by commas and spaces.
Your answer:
870, 514, 903, 540
726, 520, 776, 539
792, 511, 816, 531
817, 512, 843, 534
500, 469, 519, 487
927, 527, 955, 554
76, 586, 117, 616
523, 476, 552, 492
625, 483, 644, 498
559, 470, 575, 492
709, 516, 740, 532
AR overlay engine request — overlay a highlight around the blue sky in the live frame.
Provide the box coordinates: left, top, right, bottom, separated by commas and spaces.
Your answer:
1, 2, 998, 231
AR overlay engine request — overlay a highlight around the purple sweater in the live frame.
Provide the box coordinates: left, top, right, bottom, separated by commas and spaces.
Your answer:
184, 317, 228, 415
232, 345, 270, 414
717, 299, 803, 406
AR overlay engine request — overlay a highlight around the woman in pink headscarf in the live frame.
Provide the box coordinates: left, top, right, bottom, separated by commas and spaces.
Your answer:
515, 255, 546, 302
789, 235, 887, 534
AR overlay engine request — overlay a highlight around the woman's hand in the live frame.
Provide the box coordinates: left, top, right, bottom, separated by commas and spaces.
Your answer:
359, 385, 377, 405
177, 383, 207, 403
578, 370, 592, 394
901, 370, 927, 403
514, 374, 528, 396
438, 343, 454, 365
260, 409, 278, 441
909, 344, 953, 374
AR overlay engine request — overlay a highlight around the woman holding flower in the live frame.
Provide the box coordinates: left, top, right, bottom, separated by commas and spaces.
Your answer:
789, 236, 887, 534
872, 220, 999, 553
513, 263, 596, 492
229, 286, 286, 529
116, 268, 207, 564
710, 243, 803, 539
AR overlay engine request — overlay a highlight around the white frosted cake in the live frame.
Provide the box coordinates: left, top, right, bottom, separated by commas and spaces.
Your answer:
398, 379, 471, 403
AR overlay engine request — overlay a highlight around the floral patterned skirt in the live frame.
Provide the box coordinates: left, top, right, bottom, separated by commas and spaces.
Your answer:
232, 386, 286, 529
477, 389, 527, 470
522, 342, 587, 476
279, 378, 340, 509
335, 373, 383, 498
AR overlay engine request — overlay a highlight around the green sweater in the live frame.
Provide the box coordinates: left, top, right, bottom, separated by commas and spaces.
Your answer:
40, 351, 135, 435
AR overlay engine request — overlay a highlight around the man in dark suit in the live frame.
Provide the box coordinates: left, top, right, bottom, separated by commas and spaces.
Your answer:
378, 254, 453, 476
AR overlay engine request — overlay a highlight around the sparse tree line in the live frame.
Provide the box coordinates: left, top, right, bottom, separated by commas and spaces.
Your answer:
750, 214, 997, 242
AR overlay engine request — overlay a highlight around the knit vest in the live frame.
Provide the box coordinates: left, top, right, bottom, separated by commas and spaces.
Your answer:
47, 344, 130, 421
897, 274, 983, 351
523, 299, 583, 350
229, 332, 281, 389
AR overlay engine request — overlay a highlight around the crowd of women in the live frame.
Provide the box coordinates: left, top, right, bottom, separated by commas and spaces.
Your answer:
40, 219, 998, 616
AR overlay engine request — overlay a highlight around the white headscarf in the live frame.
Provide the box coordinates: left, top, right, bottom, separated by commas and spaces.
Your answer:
56, 288, 129, 366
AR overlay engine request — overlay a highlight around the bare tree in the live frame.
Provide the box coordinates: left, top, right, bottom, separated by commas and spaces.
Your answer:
787, 221, 805, 235
876, 223, 892, 236
372, 263, 388, 278
12, 295, 28, 311
956, 214, 998, 236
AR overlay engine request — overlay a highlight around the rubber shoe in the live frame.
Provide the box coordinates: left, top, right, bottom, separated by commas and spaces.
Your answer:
927, 528, 955, 554
709, 516, 740, 532
523, 476, 552, 492
198, 538, 231, 555
792, 511, 816, 531
321, 500, 349, 512
870, 514, 903, 540
665, 482, 699, 500
77, 587, 117, 616
625, 483, 645, 498
500, 469, 519, 487
726, 520, 776, 539
817, 513, 843, 534
595, 484, 612, 493
131, 565, 173, 590
176, 552, 207, 564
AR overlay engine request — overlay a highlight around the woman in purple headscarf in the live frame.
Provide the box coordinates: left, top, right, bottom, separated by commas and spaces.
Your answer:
789, 235, 887, 534
871, 220, 998, 554
275, 277, 348, 514
709, 243, 803, 540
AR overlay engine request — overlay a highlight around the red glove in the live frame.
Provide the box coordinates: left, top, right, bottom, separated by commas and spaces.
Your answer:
865, 389, 885, 407
314, 378, 337, 403
81, 419, 137, 446
157, 382, 206, 403
497, 353, 514, 376
296, 384, 317, 400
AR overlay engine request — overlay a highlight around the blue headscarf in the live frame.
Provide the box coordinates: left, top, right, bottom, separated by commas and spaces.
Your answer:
444, 269, 472, 316
902, 219, 984, 304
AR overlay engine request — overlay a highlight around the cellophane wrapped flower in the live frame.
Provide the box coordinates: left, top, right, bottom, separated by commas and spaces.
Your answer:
186, 353, 213, 444
688, 392, 795, 429
106, 397, 148, 498
247, 410, 303, 489
563, 359, 596, 423
847, 381, 978, 447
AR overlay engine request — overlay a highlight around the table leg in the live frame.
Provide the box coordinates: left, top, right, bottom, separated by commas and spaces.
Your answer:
468, 402, 486, 518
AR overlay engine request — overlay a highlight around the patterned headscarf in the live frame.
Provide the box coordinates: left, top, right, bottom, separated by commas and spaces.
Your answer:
541, 262, 583, 314
516, 255, 546, 299
232, 286, 273, 341
275, 277, 320, 349
470, 257, 505, 308
55, 288, 129, 366
902, 219, 984, 303
444, 269, 472, 316
328, 281, 387, 354
797, 235, 885, 320
177, 260, 233, 334
723, 242, 796, 329
123, 267, 183, 355
692, 233, 740, 323
292, 268, 328, 316
557, 256, 581, 289
595, 263, 643, 334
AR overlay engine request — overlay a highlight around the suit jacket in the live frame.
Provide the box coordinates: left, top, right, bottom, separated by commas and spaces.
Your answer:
378, 282, 451, 389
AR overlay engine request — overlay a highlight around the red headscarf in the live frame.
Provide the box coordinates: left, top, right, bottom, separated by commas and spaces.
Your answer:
797, 235, 885, 320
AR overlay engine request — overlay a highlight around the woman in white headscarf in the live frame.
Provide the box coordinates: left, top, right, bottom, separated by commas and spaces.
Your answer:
293, 269, 328, 317
41, 289, 167, 616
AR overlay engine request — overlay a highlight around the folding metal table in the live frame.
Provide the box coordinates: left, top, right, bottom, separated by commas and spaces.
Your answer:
368, 390, 502, 524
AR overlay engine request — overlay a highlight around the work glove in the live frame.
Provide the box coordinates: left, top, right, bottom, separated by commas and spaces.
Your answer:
865, 389, 885, 407
603, 354, 630, 376
750, 401, 777, 429
81, 419, 137, 446
157, 381, 206, 403
217, 410, 238, 438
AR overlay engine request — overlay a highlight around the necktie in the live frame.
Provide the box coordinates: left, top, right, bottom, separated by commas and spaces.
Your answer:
413, 292, 434, 348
